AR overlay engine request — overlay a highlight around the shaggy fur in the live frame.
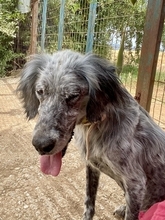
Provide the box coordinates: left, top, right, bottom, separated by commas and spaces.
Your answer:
17, 50, 165, 220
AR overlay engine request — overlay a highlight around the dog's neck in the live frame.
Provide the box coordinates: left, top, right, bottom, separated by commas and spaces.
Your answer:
81, 113, 107, 126
81, 117, 91, 126
81, 114, 107, 160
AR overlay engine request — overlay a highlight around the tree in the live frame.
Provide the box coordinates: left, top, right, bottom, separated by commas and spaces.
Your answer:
0, 0, 28, 76
95, 0, 147, 75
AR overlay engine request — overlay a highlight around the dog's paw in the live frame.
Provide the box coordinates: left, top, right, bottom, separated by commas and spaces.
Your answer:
113, 205, 126, 219
82, 214, 93, 220
83, 208, 94, 220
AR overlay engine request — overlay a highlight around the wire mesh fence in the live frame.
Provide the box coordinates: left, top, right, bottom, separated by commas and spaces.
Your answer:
150, 39, 165, 128
36, 0, 165, 128
37, 0, 146, 93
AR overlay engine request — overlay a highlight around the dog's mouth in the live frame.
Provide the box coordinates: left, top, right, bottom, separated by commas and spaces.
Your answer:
39, 133, 73, 177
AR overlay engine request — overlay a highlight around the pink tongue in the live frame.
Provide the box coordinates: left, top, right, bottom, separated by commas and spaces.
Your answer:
40, 152, 62, 176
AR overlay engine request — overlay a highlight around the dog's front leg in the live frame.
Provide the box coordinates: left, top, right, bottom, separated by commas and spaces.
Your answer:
124, 182, 146, 220
83, 164, 100, 220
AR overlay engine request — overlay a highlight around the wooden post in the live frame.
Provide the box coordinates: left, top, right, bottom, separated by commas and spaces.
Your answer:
30, 0, 39, 54
135, 0, 165, 111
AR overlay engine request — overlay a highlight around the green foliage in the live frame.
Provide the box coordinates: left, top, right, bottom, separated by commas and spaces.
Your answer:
63, 0, 89, 52
108, 0, 146, 61
40, 0, 147, 65
97, 0, 146, 73
0, 0, 26, 76
122, 64, 138, 76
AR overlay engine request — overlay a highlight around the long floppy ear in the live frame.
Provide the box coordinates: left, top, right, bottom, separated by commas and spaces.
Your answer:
75, 54, 129, 123
17, 54, 51, 119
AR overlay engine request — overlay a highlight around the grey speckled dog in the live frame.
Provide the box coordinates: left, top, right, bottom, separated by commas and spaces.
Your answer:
17, 50, 165, 220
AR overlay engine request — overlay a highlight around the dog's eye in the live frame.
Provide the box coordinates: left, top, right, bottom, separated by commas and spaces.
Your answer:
36, 89, 44, 96
66, 94, 79, 103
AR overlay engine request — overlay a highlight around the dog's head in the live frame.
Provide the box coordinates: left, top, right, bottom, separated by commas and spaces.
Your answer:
17, 50, 128, 176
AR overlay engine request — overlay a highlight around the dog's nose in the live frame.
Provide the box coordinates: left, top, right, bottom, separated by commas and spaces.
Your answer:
32, 136, 55, 155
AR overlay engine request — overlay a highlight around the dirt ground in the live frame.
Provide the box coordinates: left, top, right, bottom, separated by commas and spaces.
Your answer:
0, 77, 124, 220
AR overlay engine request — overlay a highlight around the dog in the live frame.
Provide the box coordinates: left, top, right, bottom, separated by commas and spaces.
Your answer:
17, 50, 165, 220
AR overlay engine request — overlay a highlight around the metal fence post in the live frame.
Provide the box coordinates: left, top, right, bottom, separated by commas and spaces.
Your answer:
85, 1, 97, 53
41, 0, 48, 52
135, 0, 165, 112
58, 0, 66, 50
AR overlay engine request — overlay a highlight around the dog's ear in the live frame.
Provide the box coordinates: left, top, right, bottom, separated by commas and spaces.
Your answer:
77, 54, 128, 123
86, 89, 109, 123
17, 54, 51, 119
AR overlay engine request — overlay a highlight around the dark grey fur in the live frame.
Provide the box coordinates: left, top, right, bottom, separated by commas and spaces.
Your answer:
17, 50, 165, 220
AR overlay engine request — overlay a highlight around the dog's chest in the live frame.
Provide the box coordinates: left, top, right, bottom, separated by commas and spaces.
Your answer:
74, 124, 108, 164
74, 124, 102, 160
74, 125, 122, 183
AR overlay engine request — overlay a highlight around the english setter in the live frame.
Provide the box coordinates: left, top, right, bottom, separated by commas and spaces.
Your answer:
17, 50, 165, 220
